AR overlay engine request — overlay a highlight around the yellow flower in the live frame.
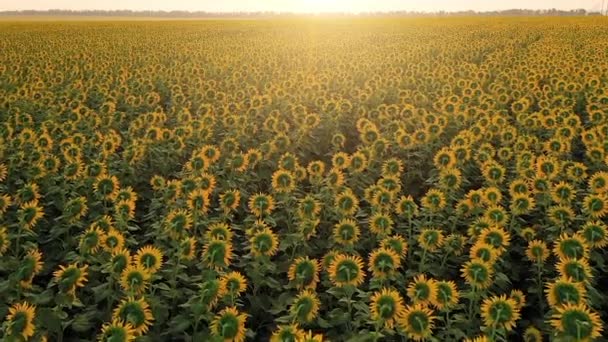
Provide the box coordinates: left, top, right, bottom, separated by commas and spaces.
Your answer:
288, 257, 320, 290
5, 302, 36, 340
406, 274, 437, 306
98, 319, 136, 342
550, 303, 603, 341
53, 263, 89, 296
481, 295, 520, 331
112, 297, 154, 335
211, 307, 248, 342
290, 289, 320, 323
328, 254, 366, 287
369, 287, 404, 329
134, 245, 164, 273
397, 304, 436, 341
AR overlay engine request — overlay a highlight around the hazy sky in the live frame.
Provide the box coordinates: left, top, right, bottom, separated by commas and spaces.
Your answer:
0, 0, 604, 13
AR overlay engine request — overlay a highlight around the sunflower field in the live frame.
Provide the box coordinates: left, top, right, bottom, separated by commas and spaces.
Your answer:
0, 16, 608, 342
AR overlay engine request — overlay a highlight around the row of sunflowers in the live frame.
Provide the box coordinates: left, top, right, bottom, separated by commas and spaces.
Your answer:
1, 17, 608, 341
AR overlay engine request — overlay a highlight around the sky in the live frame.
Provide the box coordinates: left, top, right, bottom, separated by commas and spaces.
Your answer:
0, 0, 604, 13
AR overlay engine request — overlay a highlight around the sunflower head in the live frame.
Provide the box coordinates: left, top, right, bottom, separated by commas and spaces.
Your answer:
369, 213, 394, 236
328, 254, 366, 287
5, 302, 36, 341
432, 280, 460, 311
407, 274, 437, 306
526, 240, 549, 264
250, 228, 279, 257
557, 258, 592, 283
248, 193, 275, 217
481, 295, 520, 331
418, 228, 444, 252
17, 249, 44, 288
551, 304, 603, 341
202, 239, 233, 271
546, 278, 587, 308
269, 324, 305, 342
380, 235, 408, 258
461, 259, 493, 289
53, 263, 89, 296
112, 297, 154, 335
333, 218, 360, 246
580, 221, 608, 248
523, 326, 543, 342
288, 257, 320, 289
397, 304, 436, 341
368, 247, 400, 279
369, 287, 404, 329
120, 265, 150, 295
134, 245, 164, 274
110, 248, 131, 275
290, 290, 320, 324
98, 319, 136, 342
554, 233, 589, 260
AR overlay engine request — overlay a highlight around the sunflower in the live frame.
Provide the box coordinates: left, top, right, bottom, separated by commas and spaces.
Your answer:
368, 247, 401, 279
482, 187, 502, 206
79, 226, 105, 254
198, 173, 217, 194
407, 274, 437, 306
306, 160, 326, 178
202, 239, 233, 271
510, 194, 536, 216
525, 240, 549, 264
461, 259, 494, 289
418, 228, 444, 252
550, 181, 576, 204
579, 220, 608, 248
219, 189, 241, 213
421, 189, 446, 212
288, 257, 320, 289
333, 218, 360, 246
5, 302, 36, 340
547, 205, 576, 226
200, 144, 221, 164
553, 233, 589, 260
0, 193, 11, 216
206, 222, 233, 241
395, 195, 418, 219
200, 278, 221, 308
112, 297, 154, 335
397, 304, 436, 341
98, 319, 136, 342
469, 241, 498, 264
0, 226, 8, 256
588, 171, 608, 194
290, 289, 320, 323
380, 235, 408, 259
433, 147, 457, 169
134, 245, 164, 274
478, 226, 510, 253
331, 152, 351, 170
582, 193, 608, 219
250, 228, 279, 257
550, 304, 603, 341
334, 190, 360, 217
369, 212, 394, 236
349, 150, 368, 173
248, 193, 275, 217
444, 233, 466, 255
103, 229, 125, 253
369, 288, 405, 329
53, 263, 89, 296
509, 289, 526, 310
270, 324, 306, 342
523, 326, 543, 342
120, 265, 151, 295
114, 199, 136, 221
16, 183, 41, 205
271, 169, 296, 193
298, 195, 321, 219
325, 167, 345, 188
464, 336, 490, 342
18, 200, 44, 230
546, 277, 587, 308
187, 190, 210, 216
209, 307, 247, 342
110, 248, 131, 275
481, 161, 506, 185
328, 254, 366, 287
432, 280, 460, 311
17, 249, 44, 288
94, 174, 120, 200
382, 158, 404, 177
483, 205, 509, 226
301, 330, 324, 342
481, 295, 520, 331
557, 257, 592, 282
0, 163, 7, 182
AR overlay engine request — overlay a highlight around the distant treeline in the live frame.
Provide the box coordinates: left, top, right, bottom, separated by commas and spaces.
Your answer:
0, 8, 602, 17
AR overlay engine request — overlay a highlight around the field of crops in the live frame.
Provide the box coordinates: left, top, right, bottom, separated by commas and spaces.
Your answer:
1, 16, 608, 341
